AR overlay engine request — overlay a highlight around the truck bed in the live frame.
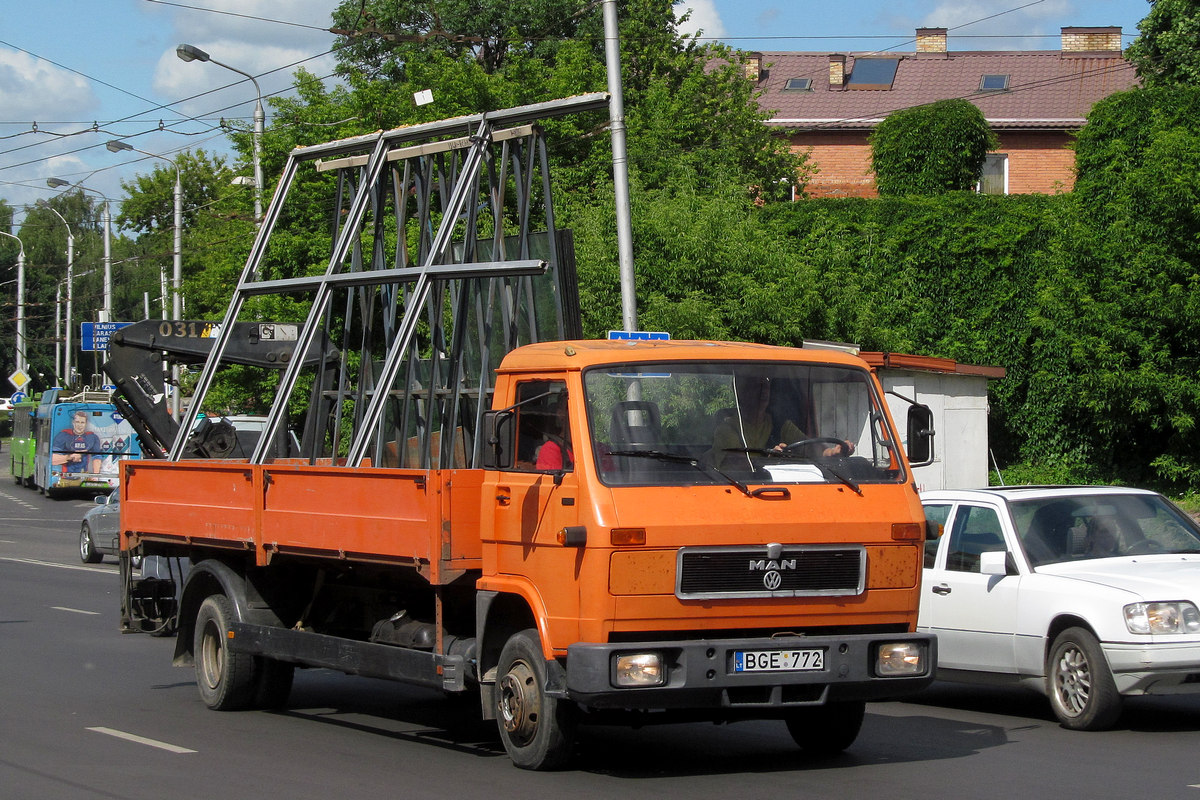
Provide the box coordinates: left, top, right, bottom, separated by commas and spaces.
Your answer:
120, 460, 483, 583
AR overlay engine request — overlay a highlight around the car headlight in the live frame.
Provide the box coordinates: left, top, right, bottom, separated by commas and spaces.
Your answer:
1124, 601, 1200, 634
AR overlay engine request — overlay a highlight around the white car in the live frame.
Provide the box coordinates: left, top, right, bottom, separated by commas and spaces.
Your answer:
920, 486, 1200, 730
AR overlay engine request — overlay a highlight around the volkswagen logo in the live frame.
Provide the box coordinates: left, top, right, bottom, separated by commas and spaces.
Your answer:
762, 570, 782, 590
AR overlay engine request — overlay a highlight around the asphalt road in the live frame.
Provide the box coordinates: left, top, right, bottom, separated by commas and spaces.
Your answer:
4, 473, 1200, 798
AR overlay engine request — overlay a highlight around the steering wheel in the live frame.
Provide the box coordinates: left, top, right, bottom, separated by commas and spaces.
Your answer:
781, 437, 848, 456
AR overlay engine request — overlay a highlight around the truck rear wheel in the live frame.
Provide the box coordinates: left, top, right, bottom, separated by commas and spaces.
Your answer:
495, 628, 578, 770
785, 700, 866, 755
194, 594, 257, 710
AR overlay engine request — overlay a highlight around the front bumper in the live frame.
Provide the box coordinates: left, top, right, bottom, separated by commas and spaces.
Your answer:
566, 632, 936, 710
1104, 640, 1200, 695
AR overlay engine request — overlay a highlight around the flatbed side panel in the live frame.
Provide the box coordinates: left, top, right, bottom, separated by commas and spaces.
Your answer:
122, 461, 256, 546
260, 466, 442, 566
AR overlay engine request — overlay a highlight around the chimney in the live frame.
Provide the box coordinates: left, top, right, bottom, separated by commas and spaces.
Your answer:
829, 54, 846, 87
745, 52, 762, 82
916, 27, 947, 53
1061, 26, 1122, 52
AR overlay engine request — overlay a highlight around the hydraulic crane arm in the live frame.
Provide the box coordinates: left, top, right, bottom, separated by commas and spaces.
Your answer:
102, 320, 338, 459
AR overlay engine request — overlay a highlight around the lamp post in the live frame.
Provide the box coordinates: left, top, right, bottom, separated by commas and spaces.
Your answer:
107, 140, 183, 418
177, 43, 264, 224
0, 231, 25, 374
47, 178, 113, 324
39, 202, 74, 386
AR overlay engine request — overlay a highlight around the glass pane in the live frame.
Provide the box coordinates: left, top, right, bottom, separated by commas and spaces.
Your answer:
583, 361, 904, 487
945, 505, 1005, 573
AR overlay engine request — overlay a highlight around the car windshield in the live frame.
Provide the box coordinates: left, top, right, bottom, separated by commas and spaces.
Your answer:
583, 360, 904, 488
1011, 493, 1200, 567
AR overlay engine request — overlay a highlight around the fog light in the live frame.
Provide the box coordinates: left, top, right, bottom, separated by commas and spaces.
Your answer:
876, 642, 926, 676
615, 653, 664, 687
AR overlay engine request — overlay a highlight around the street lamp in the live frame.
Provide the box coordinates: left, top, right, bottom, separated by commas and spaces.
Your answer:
0, 231, 26, 375
47, 178, 113, 324
177, 43, 264, 224
38, 202, 74, 386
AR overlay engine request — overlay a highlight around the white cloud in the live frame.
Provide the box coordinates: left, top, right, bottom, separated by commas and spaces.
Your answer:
921, 0, 1077, 48
674, 0, 728, 40
0, 49, 95, 121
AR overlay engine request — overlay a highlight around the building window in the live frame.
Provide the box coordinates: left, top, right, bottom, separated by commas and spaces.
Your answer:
979, 74, 1009, 91
977, 154, 1008, 195
783, 77, 813, 91
847, 58, 900, 90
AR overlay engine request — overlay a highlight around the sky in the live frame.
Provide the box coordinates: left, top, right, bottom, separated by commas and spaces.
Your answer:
1, 0, 1152, 226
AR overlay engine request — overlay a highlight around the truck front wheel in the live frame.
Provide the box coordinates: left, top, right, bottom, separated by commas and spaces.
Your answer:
495, 628, 578, 770
785, 700, 866, 755
194, 594, 257, 711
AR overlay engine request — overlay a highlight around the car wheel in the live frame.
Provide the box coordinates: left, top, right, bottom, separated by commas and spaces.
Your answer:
495, 628, 578, 770
1047, 627, 1122, 730
785, 700, 866, 755
194, 594, 257, 710
79, 523, 103, 564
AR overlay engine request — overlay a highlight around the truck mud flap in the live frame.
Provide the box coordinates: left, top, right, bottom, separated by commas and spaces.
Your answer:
228, 622, 467, 692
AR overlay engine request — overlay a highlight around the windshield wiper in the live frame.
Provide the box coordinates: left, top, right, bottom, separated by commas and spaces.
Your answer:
730, 447, 863, 496
607, 449, 785, 499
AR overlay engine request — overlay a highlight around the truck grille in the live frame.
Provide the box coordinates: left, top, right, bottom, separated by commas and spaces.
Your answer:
676, 545, 865, 599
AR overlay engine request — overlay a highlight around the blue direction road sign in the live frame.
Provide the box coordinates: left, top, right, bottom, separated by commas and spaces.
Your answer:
10, 391, 26, 404
81, 321, 135, 352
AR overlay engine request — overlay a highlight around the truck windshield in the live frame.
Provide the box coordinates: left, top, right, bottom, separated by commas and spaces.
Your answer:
583, 361, 904, 487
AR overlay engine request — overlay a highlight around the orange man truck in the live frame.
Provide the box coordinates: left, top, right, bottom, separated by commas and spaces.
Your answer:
115, 95, 936, 769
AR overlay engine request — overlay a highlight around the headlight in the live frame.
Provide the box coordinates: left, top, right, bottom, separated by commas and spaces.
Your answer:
876, 642, 927, 676
614, 653, 665, 687
1124, 601, 1200, 634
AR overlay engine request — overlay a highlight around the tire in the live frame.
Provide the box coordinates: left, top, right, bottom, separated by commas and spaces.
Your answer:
494, 628, 578, 770
1046, 627, 1122, 731
253, 658, 296, 709
194, 594, 257, 711
785, 700, 866, 755
79, 523, 103, 564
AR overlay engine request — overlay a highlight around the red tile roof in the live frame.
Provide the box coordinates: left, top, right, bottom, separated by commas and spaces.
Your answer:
754, 50, 1137, 132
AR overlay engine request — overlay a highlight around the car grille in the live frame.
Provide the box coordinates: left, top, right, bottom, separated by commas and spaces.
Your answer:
676, 545, 865, 599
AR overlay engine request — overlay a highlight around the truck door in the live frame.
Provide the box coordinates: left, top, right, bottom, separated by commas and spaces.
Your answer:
486, 379, 582, 644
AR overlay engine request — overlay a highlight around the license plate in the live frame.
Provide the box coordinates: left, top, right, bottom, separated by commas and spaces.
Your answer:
734, 648, 825, 672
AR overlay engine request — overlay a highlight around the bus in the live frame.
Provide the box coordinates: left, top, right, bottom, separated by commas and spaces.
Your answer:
33, 389, 141, 496
10, 396, 38, 487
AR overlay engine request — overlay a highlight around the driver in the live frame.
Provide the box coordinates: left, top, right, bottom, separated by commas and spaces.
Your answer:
709, 375, 852, 470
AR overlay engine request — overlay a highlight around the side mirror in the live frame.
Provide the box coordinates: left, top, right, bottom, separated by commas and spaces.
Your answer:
906, 404, 935, 467
481, 410, 514, 470
979, 549, 1011, 577
95, 494, 109, 506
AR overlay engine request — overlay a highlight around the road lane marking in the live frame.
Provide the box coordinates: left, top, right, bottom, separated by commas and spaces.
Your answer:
86, 727, 196, 754
0, 556, 111, 574
52, 606, 100, 615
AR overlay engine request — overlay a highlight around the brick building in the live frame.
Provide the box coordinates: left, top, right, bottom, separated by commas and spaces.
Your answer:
749, 27, 1138, 198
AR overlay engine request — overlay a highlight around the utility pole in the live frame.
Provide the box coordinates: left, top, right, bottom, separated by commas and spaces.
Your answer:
602, 0, 637, 332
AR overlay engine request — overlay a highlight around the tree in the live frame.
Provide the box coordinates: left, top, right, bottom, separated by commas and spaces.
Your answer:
324, 0, 807, 195
1062, 85, 1200, 489
112, 150, 254, 320
1126, 0, 1200, 87
869, 99, 998, 196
